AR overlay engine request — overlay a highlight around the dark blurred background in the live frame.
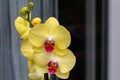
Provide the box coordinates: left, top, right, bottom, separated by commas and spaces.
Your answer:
58, 0, 102, 80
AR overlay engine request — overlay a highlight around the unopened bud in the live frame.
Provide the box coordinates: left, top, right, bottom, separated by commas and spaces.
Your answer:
20, 7, 28, 16
31, 17, 41, 26
28, 2, 34, 11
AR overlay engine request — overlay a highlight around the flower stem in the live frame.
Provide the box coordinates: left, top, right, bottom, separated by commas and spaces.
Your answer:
27, 12, 30, 21
50, 74, 59, 80
44, 73, 49, 80
26, 11, 32, 27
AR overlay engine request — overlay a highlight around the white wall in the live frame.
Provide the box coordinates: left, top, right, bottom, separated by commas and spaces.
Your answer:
108, 0, 120, 80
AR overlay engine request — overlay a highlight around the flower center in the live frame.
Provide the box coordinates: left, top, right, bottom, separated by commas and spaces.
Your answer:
48, 60, 58, 74
44, 38, 55, 53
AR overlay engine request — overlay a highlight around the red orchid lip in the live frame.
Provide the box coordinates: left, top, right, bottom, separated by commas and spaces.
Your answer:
44, 38, 55, 53
48, 60, 58, 74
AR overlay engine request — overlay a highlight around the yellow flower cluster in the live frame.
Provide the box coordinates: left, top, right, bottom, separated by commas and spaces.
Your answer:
14, 2, 76, 80
15, 16, 76, 80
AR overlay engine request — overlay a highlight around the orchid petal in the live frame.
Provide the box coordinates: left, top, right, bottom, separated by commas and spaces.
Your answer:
32, 46, 44, 53
34, 52, 53, 67
28, 65, 47, 80
45, 17, 59, 28
21, 40, 34, 60
21, 27, 31, 40
28, 60, 34, 72
56, 71, 69, 79
57, 49, 76, 73
28, 24, 49, 47
54, 47, 67, 56
52, 25, 71, 50
15, 17, 30, 37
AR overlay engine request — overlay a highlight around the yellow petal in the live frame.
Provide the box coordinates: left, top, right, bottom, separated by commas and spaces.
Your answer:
21, 27, 31, 40
52, 25, 71, 50
34, 52, 53, 67
56, 71, 69, 79
28, 24, 49, 47
32, 46, 44, 53
45, 17, 59, 28
57, 49, 76, 73
28, 60, 34, 72
28, 65, 47, 80
21, 39, 34, 60
54, 46, 67, 56
28, 61, 41, 72
15, 16, 30, 36
28, 71, 44, 80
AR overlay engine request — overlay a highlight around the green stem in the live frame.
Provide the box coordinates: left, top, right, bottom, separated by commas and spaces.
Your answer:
27, 11, 30, 21
26, 11, 32, 27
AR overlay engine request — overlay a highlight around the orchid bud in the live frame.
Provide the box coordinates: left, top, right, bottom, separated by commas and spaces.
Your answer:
28, 2, 34, 11
32, 18, 41, 26
20, 7, 28, 16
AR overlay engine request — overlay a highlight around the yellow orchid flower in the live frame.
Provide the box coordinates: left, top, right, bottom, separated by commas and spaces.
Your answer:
15, 16, 30, 40
15, 15, 76, 79
33, 49, 76, 79
28, 17, 71, 56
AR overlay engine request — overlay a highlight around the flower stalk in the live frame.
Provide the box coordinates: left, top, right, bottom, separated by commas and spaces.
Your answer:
50, 74, 58, 80
44, 73, 49, 80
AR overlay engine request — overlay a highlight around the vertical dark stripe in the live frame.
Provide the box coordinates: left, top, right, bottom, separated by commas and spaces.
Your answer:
101, 0, 108, 80
53, 0, 58, 19
0, 1, 4, 79
86, 0, 96, 80
41, 0, 43, 19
